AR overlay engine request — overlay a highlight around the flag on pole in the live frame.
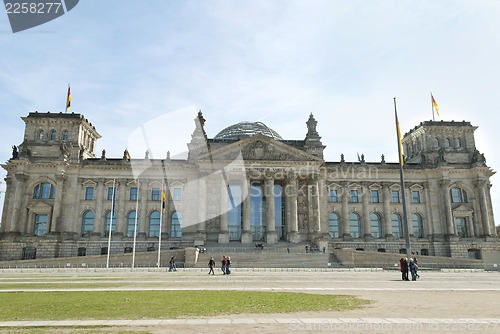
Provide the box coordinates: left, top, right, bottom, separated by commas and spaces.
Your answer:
431, 94, 439, 117
395, 109, 405, 166
357, 152, 361, 162
66, 85, 71, 112
162, 190, 167, 212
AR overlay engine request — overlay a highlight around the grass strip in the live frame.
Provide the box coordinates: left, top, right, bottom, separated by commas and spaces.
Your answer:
1, 290, 369, 320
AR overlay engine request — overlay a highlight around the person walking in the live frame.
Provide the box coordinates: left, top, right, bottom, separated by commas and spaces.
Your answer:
168, 256, 177, 272
225, 256, 231, 275
409, 257, 417, 281
208, 256, 215, 275
221, 255, 226, 275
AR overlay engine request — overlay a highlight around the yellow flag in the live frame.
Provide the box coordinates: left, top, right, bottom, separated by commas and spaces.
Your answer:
431, 94, 439, 117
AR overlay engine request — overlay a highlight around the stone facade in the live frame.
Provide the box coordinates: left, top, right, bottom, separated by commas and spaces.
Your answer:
1, 111, 498, 261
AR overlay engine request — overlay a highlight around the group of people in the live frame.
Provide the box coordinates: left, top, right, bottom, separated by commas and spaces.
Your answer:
208, 255, 231, 275
399, 252, 420, 281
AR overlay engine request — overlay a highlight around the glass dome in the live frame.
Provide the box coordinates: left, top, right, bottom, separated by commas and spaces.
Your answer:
214, 121, 283, 140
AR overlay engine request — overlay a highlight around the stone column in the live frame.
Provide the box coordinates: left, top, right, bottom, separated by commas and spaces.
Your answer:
476, 180, 493, 237
382, 183, 392, 239
0, 177, 13, 233
241, 177, 252, 244
93, 179, 105, 237
218, 178, 229, 243
310, 174, 321, 234
265, 176, 277, 244
50, 172, 66, 234
485, 183, 497, 237
287, 173, 300, 243
341, 182, 350, 239
195, 176, 207, 244
138, 180, 148, 238
117, 179, 127, 237
440, 180, 455, 238
362, 183, 371, 240
471, 197, 482, 237
7, 173, 28, 235
422, 182, 433, 238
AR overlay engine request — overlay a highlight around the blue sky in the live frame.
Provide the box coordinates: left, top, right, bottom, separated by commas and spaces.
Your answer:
1, 0, 499, 225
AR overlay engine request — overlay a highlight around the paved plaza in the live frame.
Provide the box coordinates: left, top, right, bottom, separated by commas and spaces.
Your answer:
0, 268, 499, 333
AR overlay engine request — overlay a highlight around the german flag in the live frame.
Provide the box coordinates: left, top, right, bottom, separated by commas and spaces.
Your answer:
162, 190, 167, 212
66, 85, 71, 112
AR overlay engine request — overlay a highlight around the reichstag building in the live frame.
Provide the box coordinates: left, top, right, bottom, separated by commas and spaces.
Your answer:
0, 111, 498, 260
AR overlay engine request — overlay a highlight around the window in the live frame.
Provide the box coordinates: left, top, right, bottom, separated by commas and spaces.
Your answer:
371, 190, 379, 203
107, 187, 116, 201
451, 187, 468, 203
444, 138, 450, 148
370, 213, 381, 238
391, 213, 402, 238
329, 189, 338, 203
62, 130, 69, 141
349, 212, 361, 238
173, 188, 182, 201
104, 211, 117, 237
455, 217, 469, 238
77, 247, 86, 256
34, 214, 48, 236
151, 188, 160, 201
81, 211, 94, 237
328, 212, 339, 238
50, 130, 57, 140
391, 190, 400, 203
127, 211, 138, 237
170, 211, 182, 238
350, 190, 359, 203
411, 190, 420, 203
456, 138, 462, 148
130, 187, 138, 201
433, 138, 439, 148
33, 182, 55, 199
85, 187, 94, 200
38, 130, 45, 140
149, 211, 160, 237
412, 213, 424, 238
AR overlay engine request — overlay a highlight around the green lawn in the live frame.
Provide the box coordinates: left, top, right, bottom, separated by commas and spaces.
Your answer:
1, 290, 369, 320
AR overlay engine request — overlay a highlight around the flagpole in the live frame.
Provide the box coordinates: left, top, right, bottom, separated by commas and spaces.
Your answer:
157, 179, 164, 269
431, 92, 435, 121
132, 180, 140, 269
106, 179, 116, 269
393, 98, 412, 259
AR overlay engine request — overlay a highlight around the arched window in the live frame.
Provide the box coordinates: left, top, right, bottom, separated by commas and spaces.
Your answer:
450, 187, 468, 203
349, 212, 361, 238
50, 130, 57, 140
444, 138, 450, 148
328, 212, 339, 238
33, 182, 55, 199
412, 213, 424, 238
433, 138, 439, 148
38, 130, 45, 140
370, 213, 382, 238
81, 211, 94, 237
391, 213, 402, 238
170, 211, 182, 238
455, 138, 462, 148
62, 130, 69, 141
104, 211, 117, 237
149, 211, 160, 237
127, 211, 138, 237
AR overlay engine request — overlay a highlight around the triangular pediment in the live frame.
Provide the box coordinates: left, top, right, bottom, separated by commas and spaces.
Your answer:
200, 134, 323, 162
452, 204, 473, 213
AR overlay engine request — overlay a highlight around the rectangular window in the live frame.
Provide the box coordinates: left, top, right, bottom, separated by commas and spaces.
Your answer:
151, 188, 160, 201
391, 190, 400, 203
107, 187, 116, 201
455, 217, 469, 238
412, 190, 421, 203
329, 189, 338, 202
85, 187, 94, 200
350, 190, 359, 203
34, 214, 48, 236
173, 188, 182, 201
371, 190, 379, 203
130, 187, 138, 201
